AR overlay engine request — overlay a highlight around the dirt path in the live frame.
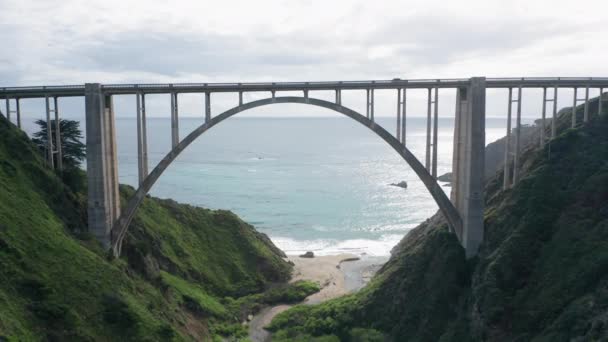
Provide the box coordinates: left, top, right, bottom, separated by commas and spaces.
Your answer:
248, 254, 387, 341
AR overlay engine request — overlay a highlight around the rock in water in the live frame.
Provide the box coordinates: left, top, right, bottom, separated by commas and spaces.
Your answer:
300, 251, 315, 258
390, 181, 408, 189
437, 172, 452, 183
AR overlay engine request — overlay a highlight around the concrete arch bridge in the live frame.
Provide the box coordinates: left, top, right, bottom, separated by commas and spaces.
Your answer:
1, 77, 607, 257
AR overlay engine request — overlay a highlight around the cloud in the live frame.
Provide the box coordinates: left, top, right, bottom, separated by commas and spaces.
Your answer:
73, 31, 337, 79
0, 0, 607, 118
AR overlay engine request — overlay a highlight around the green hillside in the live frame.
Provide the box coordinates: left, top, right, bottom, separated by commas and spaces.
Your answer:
268, 95, 608, 341
0, 114, 316, 341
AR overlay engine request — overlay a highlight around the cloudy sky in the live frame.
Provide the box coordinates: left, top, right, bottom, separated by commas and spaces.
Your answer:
1, 0, 607, 118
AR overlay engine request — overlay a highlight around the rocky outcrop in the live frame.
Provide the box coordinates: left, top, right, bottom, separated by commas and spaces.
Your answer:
299, 251, 315, 258
437, 173, 451, 182
389, 181, 408, 189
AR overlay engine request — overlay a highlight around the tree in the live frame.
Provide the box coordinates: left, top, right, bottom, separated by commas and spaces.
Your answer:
32, 119, 85, 169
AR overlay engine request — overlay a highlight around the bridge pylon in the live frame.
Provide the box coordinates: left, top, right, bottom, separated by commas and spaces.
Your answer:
85, 83, 120, 249
451, 77, 486, 258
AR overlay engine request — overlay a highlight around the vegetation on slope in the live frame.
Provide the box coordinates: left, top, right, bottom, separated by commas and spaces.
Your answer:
0, 114, 315, 341
269, 94, 608, 341
121, 186, 292, 297
468, 97, 608, 341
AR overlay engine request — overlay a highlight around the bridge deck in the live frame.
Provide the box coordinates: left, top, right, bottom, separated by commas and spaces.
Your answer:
1, 77, 607, 98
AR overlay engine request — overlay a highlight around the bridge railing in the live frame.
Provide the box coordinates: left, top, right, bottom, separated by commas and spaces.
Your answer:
2, 77, 608, 98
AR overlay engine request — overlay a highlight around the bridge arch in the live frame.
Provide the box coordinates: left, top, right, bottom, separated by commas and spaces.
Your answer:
111, 96, 462, 256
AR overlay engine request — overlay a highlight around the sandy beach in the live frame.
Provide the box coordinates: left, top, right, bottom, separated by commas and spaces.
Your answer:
248, 253, 388, 341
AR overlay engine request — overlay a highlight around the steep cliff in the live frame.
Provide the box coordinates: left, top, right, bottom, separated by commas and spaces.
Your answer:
269, 94, 608, 341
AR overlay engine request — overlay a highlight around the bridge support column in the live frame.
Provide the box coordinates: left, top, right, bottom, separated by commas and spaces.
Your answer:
401, 89, 407, 145
171, 92, 179, 148
141, 94, 149, 178
552, 86, 558, 139
205, 92, 211, 122
5, 97, 9, 122
432, 88, 439, 178
451, 77, 486, 258
584, 86, 589, 122
16, 98, 21, 129
541, 87, 547, 147
426, 88, 432, 171
600, 88, 604, 116
54, 97, 63, 172
396, 89, 402, 141
85, 83, 120, 249
572, 88, 578, 128
136, 93, 144, 185
503, 88, 513, 190
44, 96, 55, 168
513, 86, 522, 186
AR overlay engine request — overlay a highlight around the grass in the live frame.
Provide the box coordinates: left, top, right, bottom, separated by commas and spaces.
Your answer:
224, 280, 320, 320
0, 114, 295, 341
160, 271, 228, 318
0, 115, 177, 340
122, 187, 293, 297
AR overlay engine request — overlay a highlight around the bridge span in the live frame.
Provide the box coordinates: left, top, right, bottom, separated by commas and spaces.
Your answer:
1, 77, 606, 258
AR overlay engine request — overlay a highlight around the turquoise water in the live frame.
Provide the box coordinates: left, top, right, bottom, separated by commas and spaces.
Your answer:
18, 113, 526, 256
111, 116, 516, 256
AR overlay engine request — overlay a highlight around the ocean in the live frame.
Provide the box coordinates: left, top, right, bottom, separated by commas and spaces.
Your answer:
21, 114, 532, 256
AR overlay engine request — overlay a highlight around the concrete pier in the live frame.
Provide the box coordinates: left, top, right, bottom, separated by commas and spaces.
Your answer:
503, 88, 513, 190
541, 88, 547, 147
451, 77, 486, 258
572, 88, 578, 128
53, 97, 63, 172
85, 84, 120, 249
370, 89, 375, 122
205, 92, 211, 122
171, 93, 179, 148
366, 89, 370, 119
136, 93, 144, 185
426, 88, 432, 171
401, 88, 407, 145
396, 89, 402, 141
552, 86, 558, 138
432, 88, 439, 179
512, 86, 522, 186
600, 89, 604, 116
584, 86, 589, 122
141, 94, 149, 177
44, 96, 54, 168
16, 98, 21, 128
5, 97, 9, 123
105, 94, 120, 246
